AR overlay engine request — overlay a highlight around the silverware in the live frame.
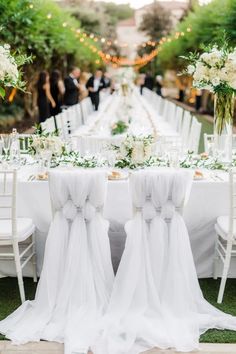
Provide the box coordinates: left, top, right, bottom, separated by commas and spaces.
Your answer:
27, 175, 36, 181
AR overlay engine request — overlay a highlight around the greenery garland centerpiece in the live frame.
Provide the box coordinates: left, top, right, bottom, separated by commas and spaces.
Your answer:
0, 44, 31, 99
183, 41, 236, 163
111, 120, 128, 136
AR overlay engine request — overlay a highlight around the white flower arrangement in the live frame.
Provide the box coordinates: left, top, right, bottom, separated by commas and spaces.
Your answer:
184, 44, 236, 93
183, 41, 236, 136
112, 135, 154, 169
30, 134, 64, 157
0, 43, 31, 99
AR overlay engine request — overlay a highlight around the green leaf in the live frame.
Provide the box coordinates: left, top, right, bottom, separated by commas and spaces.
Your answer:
0, 87, 6, 99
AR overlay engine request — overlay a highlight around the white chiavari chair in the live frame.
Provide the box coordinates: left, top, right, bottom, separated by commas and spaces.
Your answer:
81, 97, 94, 124
175, 106, 184, 133
181, 110, 192, 149
162, 99, 171, 121
169, 102, 177, 130
0, 170, 36, 303
214, 168, 236, 303
188, 117, 202, 154
40, 117, 56, 134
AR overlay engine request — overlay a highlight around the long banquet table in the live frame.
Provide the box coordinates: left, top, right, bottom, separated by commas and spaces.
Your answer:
0, 90, 233, 280
0, 167, 232, 279
72, 88, 179, 156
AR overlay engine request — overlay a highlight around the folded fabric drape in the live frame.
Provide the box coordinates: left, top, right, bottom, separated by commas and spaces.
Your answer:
92, 169, 236, 354
1, 168, 236, 354
0, 170, 114, 354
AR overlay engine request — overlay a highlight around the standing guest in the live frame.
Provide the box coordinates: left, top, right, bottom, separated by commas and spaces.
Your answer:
37, 71, 56, 123
79, 72, 89, 101
86, 69, 106, 111
138, 74, 145, 95
64, 67, 81, 106
144, 72, 155, 91
103, 71, 111, 89
50, 70, 65, 116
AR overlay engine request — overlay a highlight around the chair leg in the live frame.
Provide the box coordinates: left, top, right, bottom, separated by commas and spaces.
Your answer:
13, 242, 25, 303
213, 237, 219, 280
32, 234, 37, 283
217, 252, 231, 304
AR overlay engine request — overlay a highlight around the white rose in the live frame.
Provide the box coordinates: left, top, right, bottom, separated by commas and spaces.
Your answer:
193, 62, 209, 82
212, 77, 220, 86
187, 65, 195, 75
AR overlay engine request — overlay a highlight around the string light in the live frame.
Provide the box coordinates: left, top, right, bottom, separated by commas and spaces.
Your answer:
39, 7, 193, 68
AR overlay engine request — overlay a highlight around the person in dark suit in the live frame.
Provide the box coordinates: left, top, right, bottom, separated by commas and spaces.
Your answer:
64, 67, 80, 106
50, 70, 65, 116
86, 69, 106, 111
144, 72, 155, 91
37, 71, 56, 123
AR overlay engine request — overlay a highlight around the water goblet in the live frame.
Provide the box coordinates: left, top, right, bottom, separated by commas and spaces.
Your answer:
1, 134, 12, 158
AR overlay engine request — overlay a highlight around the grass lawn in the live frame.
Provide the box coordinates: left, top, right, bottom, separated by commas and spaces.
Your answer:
0, 277, 236, 342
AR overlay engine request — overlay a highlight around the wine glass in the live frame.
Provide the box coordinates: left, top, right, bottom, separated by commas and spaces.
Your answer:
1, 134, 12, 157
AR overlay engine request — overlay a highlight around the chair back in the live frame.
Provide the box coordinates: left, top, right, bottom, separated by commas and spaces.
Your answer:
188, 117, 202, 154
181, 110, 192, 148
81, 97, 94, 124
229, 168, 236, 240
175, 106, 184, 132
162, 99, 171, 121
168, 102, 177, 127
129, 169, 193, 222
0, 170, 17, 238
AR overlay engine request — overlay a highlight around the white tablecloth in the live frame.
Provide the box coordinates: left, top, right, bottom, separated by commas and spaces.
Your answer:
0, 168, 232, 279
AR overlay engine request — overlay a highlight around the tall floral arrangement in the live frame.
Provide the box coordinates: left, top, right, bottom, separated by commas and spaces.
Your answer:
0, 44, 31, 99
184, 43, 236, 135
183, 41, 236, 163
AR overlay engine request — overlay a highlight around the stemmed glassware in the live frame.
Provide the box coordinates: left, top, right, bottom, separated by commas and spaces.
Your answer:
0, 134, 12, 158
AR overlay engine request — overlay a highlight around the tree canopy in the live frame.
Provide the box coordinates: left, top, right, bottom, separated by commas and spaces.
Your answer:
0, 0, 102, 73
139, 2, 171, 42
157, 0, 235, 71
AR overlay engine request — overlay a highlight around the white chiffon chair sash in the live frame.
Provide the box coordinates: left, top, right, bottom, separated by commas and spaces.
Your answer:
93, 169, 236, 354
0, 170, 114, 354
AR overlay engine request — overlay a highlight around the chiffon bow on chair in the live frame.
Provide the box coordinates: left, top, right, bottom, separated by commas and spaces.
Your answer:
0, 170, 114, 354
93, 169, 236, 354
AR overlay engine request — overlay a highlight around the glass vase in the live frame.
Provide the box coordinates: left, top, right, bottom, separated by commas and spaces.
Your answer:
214, 92, 234, 164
